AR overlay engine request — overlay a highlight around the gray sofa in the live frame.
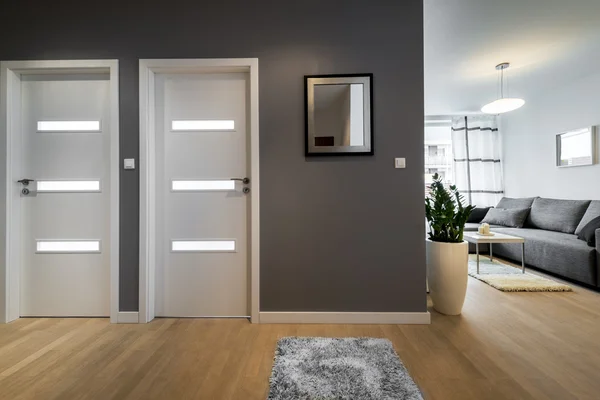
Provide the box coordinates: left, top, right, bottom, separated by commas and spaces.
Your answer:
465, 197, 600, 288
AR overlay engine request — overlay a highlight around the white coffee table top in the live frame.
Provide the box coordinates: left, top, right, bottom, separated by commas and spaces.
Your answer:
463, 231, 525, 244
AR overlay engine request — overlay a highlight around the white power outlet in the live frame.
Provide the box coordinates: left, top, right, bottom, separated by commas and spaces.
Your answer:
395, 158, 406, 169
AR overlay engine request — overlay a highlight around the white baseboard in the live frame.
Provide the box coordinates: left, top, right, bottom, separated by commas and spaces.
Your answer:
117, 312, 140, 324
259, 312, 431, 325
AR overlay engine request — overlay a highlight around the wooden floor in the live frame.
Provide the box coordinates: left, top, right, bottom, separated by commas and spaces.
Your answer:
1, 264, 600, 399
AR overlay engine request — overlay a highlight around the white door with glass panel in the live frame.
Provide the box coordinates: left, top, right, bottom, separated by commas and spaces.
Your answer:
19, 75, 111, 316
154, 72, 249, 317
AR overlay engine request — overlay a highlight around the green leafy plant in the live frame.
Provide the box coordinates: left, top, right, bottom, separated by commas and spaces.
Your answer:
425, 173, 475, 243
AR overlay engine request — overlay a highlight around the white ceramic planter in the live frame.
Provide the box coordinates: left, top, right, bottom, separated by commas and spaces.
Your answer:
426, 239, 468, 316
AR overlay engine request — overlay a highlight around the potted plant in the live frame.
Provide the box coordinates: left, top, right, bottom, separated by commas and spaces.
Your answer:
425, 173, 475, 315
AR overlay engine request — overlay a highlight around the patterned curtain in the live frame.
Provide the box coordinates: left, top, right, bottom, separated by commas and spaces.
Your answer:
451, 116, 504, 207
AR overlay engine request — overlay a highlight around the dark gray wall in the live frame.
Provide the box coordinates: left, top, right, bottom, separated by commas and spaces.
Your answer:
0, 0, 426, 312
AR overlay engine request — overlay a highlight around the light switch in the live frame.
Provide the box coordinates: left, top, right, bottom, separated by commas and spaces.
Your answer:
124, 158, 135, 170
395, 158, 406, 169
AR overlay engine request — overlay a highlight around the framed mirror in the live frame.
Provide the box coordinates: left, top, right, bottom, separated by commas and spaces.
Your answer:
556, 126, 596, 167
305, 74, 373, 156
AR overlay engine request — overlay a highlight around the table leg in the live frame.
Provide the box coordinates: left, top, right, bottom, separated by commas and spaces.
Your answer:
476, 243, 480, 274
490, 243, 493, 262
521, 242, 525, 273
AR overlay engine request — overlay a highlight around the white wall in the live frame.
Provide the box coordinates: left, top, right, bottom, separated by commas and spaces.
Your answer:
502, 71, 600, 200
349, 84, 364, 146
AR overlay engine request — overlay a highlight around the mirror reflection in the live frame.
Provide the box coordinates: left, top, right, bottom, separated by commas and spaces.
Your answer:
556, 127, 596, 167
305, 74, 373, 156
313, 84, 364, 147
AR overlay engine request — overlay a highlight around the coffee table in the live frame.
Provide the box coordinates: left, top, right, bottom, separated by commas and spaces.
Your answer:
463, 231, 525, 274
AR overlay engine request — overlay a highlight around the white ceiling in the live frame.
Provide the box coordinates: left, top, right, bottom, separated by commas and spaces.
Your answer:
424, 0, 600, 116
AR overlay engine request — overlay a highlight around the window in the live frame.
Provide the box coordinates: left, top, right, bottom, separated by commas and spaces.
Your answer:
425, 121, 454, 195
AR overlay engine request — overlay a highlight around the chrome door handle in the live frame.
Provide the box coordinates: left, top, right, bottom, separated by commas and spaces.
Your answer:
231, 177, 250, 184
18, 179, 35, 186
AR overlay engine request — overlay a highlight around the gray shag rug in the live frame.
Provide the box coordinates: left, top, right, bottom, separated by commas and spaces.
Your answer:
267, 337, 423, 400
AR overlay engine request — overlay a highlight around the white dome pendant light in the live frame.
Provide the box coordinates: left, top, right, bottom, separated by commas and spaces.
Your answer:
481, 62, 525, 114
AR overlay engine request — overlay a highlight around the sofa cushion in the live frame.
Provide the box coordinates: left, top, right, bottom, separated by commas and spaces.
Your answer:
526, 198, 591, 234
467, 207, 492, 223
577, 216, 600, 247
575, 200, 600, 235
491, 228, 597, 286
481, 208, 530, 228
496, 197, 536, 209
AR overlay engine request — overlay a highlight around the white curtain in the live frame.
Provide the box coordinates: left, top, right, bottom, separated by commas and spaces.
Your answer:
451, 116, 504, 207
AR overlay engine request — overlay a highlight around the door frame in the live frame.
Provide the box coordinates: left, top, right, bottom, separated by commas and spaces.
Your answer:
138, 58, 260, 323
0, 60, 120, 323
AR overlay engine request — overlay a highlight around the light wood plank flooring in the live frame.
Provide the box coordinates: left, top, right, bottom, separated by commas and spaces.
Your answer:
1, 264, 599, 399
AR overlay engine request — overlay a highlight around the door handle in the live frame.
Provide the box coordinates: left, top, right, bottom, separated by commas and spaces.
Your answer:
231, 177, 250, 184
17, 179, 35, 186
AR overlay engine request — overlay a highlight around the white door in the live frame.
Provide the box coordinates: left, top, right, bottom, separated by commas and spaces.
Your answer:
19, 74, 111, 316
154, 72, 250, 317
